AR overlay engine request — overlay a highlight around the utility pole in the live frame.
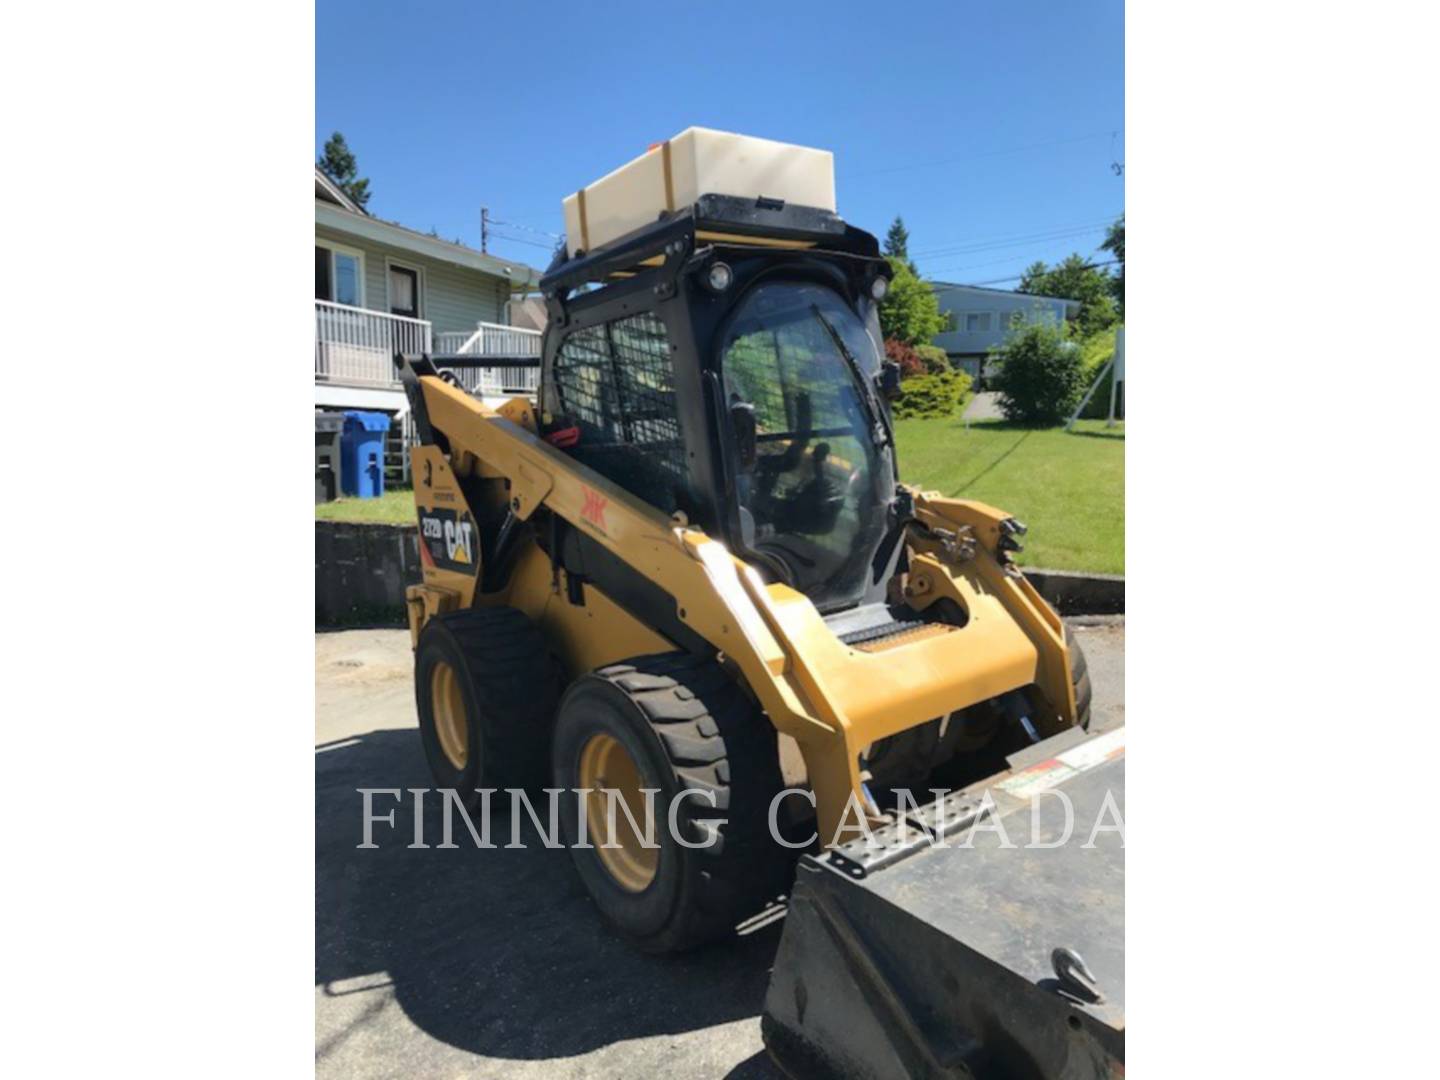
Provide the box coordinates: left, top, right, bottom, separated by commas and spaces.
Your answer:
1065, 326, 1125, 431
1106, 327, 1124, 428
481, 207, 489, 253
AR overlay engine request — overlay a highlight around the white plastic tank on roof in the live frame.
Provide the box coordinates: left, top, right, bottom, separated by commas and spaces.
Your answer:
562, 127, 836, 258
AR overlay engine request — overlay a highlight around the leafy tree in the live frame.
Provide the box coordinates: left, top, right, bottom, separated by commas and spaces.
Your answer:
1101, 216, 1124, 318
988, 319, 1084, 424
1019, 254, 1117, 336
884, 216, 915, 272
317, 132, 371, 210
878, 257, 949, 345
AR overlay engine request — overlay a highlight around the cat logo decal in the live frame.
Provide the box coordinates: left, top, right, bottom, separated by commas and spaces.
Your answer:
418, 507, 478, 574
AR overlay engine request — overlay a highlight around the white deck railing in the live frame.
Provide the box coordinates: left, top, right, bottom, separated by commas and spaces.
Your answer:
316, 305, 542, 396
435, 321, 543, 397
435, 322, 543, 359
315, 300, 431, 387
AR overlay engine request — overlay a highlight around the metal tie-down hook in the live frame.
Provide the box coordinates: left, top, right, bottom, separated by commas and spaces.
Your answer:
1051, 946, 1105, 1004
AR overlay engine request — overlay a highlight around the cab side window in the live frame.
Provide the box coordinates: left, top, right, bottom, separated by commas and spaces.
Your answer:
551, 312, 692, 514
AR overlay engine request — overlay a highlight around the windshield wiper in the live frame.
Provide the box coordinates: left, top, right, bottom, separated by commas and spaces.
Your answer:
809, 304, 892, 449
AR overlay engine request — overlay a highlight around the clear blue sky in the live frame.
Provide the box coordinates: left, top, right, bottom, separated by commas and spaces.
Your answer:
317, 0, 1123, 285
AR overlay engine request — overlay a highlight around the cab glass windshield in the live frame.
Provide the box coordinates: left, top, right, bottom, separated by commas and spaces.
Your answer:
720, 281, 893, 611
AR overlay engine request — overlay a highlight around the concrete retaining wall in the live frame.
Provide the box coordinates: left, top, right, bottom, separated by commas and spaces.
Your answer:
1022, 568, 1125, 615
315, 521, 420, 626
315, 521, 1123, 627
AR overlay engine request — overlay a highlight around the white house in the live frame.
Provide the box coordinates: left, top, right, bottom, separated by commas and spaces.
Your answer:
315, 167, 546, 418
930, 282, 1081, 382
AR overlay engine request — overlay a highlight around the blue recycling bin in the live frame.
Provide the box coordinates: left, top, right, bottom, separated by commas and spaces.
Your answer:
340, 410, 390, 498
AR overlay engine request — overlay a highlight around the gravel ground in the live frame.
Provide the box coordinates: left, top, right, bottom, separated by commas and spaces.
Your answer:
315, 620, 1124, 1077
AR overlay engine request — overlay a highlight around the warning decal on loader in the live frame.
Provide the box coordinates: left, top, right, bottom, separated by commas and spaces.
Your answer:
996, 727, 1125, 800
580, 485, 609, 533
418, 507, 479, 575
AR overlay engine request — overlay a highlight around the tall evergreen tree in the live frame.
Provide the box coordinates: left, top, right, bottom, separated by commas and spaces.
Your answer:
317, 132, 371, 210
884, 215, 915, 271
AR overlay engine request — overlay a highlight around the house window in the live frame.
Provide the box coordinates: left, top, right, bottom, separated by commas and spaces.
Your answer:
964, 312, 993, 333
550, 312, 691, 514
315, 246, 330, 301
333, 252, 361, 306
315, 243, 364, 306
388, 264, 420, 319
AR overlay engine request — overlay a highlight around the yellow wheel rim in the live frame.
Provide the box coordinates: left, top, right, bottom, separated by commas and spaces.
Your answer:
578, 733, 659, 892
430, 660, 468, 769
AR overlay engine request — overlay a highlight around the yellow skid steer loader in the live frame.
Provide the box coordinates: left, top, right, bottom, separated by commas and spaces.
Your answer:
398, 135, 1124, 1078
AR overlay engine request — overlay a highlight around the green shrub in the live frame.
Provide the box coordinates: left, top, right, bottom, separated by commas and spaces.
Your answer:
1076, 326, 1123, 420
988, 321, 1084, 424
891, 368, 972, 419
914, 343, 950, 375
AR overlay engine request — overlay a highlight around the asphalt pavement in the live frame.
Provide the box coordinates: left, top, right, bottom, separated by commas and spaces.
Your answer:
315, 619, 1124, 1077
961, 390, 1006, 421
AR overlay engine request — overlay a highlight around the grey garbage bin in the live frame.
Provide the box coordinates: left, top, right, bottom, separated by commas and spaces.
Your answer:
315, 411, 344, 503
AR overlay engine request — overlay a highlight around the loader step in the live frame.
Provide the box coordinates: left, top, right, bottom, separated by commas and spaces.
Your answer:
836, 617, 928, 648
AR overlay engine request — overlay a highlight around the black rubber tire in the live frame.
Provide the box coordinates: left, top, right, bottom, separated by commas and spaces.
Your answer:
415, 607, 562, 806
552, 653, 792, 952
1065, 622, 1093, 730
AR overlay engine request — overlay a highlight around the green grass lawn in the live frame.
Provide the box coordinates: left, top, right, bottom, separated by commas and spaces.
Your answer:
895, 417, 1124, 574
317, 419, 1123, 573
315, 488, 416, 525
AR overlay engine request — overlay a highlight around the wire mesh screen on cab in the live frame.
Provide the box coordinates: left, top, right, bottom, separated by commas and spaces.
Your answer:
551, 312, 692, 514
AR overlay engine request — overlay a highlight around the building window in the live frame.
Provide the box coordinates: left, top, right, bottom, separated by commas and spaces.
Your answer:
964, 312, 993, 333
315, 243, 364, 307
551, 312, 692, 514
315, 246, 330, 301
388, 264, 420, 319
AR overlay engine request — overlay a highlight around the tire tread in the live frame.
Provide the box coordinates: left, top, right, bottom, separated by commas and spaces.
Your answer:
587, 653, 790, 949
435, 606, 562, 789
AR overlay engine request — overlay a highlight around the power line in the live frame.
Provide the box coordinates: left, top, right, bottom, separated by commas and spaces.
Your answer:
911, 216, 1118, 257
487, 229, 560, 251
913, 219, 1119, 260
925, 233, 1111, 276
926, 249, 1089, 277
486, 216, 561, 240
482, 205, 562, 256
956, 258, 1120, 288
921, 219, 1121, 276
479, 207, 565, 231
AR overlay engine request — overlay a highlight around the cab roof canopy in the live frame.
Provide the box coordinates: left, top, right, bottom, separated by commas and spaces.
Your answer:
540, 194, 880, 297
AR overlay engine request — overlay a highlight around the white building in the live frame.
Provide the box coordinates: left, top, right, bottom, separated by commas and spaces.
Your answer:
931, 282, 1080, 382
